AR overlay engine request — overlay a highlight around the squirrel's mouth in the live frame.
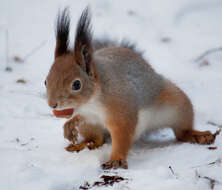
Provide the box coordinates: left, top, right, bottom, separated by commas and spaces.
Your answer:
53, 108, 74, 118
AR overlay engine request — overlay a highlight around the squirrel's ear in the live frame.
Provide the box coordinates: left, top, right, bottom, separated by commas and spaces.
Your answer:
55, 8, 70, 58
74, 7, 95, 79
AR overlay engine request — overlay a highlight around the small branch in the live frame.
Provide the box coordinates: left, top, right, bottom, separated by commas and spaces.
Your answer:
207, 121, 222, 129
191, 158, 221, 168
169, 166, 178, 179
13, 40, 47, 63
6, 28, 9, 65
195, 47, 222, 62
195, 170, 220, 190
208, 158, 222, 166
23, 40, 47, 61
5, 28, 12, 71
201, 176, 216, 190
169, 166, 175, 175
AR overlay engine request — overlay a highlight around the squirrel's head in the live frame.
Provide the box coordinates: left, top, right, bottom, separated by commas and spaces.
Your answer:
45, 7, 97, 110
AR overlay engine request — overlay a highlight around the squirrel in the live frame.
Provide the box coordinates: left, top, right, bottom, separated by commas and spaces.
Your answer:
45, 7, 220, 169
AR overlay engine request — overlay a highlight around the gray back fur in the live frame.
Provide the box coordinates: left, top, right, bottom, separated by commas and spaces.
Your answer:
94, 47, 165, 110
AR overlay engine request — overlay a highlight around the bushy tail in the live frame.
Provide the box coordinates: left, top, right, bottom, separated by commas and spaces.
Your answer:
92, 38, 142, 55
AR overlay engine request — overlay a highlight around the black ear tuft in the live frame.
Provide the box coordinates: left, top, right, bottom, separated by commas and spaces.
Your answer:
74, 7, 93, 76
55, 8, 70, 57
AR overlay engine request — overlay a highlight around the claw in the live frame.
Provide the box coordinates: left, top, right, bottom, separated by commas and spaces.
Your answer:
102, 160, 128, 170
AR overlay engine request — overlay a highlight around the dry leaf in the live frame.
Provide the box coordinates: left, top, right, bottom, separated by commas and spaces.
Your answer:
13, 56, 24, 63
199, 60, 209, 67
16, 79, 26, 84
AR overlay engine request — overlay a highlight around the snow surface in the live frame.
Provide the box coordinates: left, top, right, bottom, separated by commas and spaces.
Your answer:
0, 0, 222, 189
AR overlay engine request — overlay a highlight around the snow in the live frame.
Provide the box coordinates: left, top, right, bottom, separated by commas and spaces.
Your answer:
0, 0, 222, 189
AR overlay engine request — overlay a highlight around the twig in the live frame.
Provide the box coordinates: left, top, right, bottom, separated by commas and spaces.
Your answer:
23, 40, 47, 61
195, 170, 220, 190
201, 176, 216, 190
191, 158, 221, 168
195, 47, 222, 62
169, 166, 178, 179
169, 166, 175, 175
208, 158, 222, 166
6, 28, 9, 66
5, 28, 12, 71
207, 121, 222, 129
191, 158, 222, 168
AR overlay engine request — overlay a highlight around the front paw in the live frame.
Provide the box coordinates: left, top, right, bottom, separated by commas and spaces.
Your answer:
102, 160, 128, 170
65, 142, 88, 152
63, 115, 85, 143
65, 141, 101, 153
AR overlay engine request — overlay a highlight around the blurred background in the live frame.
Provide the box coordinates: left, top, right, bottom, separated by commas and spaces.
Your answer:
0, 0, 222, 189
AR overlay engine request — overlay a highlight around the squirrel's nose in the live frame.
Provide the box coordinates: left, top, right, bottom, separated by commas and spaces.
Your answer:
48, 100, 58, 109
52, 103, 58, 109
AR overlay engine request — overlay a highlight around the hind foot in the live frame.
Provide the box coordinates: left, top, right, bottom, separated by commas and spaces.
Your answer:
176, 129, 220, 145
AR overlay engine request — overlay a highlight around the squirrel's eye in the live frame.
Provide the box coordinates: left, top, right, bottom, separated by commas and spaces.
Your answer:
44, 80, 47, 86
72, 80, 81, 91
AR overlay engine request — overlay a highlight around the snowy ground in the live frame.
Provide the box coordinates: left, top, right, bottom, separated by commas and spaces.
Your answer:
0, 0, 222, 189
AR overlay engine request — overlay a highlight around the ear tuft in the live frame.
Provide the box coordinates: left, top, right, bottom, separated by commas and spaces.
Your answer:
74, 7, 93, 76
55, 8, 70, 57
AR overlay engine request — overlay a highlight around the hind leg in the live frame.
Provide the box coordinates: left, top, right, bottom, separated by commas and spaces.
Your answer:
154, 80, 220, 145
173, 124, 220, 145
64, 115, 105, 152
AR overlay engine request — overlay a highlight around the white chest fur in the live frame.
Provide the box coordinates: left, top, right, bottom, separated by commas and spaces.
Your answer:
74, 95, 106, 127
135, 106, 178, 141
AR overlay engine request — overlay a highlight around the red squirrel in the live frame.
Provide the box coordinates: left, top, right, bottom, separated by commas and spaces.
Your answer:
45, 7, 219, 169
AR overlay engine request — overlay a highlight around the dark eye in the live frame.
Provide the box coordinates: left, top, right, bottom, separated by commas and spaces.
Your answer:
72, 80, 81, 91
44, 80, 47, 86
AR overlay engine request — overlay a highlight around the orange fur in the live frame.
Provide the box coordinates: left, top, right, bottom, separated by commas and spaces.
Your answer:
154, 81, 219, 144
64, 115, 105, 151
104, 97, 137, 162
45, 8, 220, 170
